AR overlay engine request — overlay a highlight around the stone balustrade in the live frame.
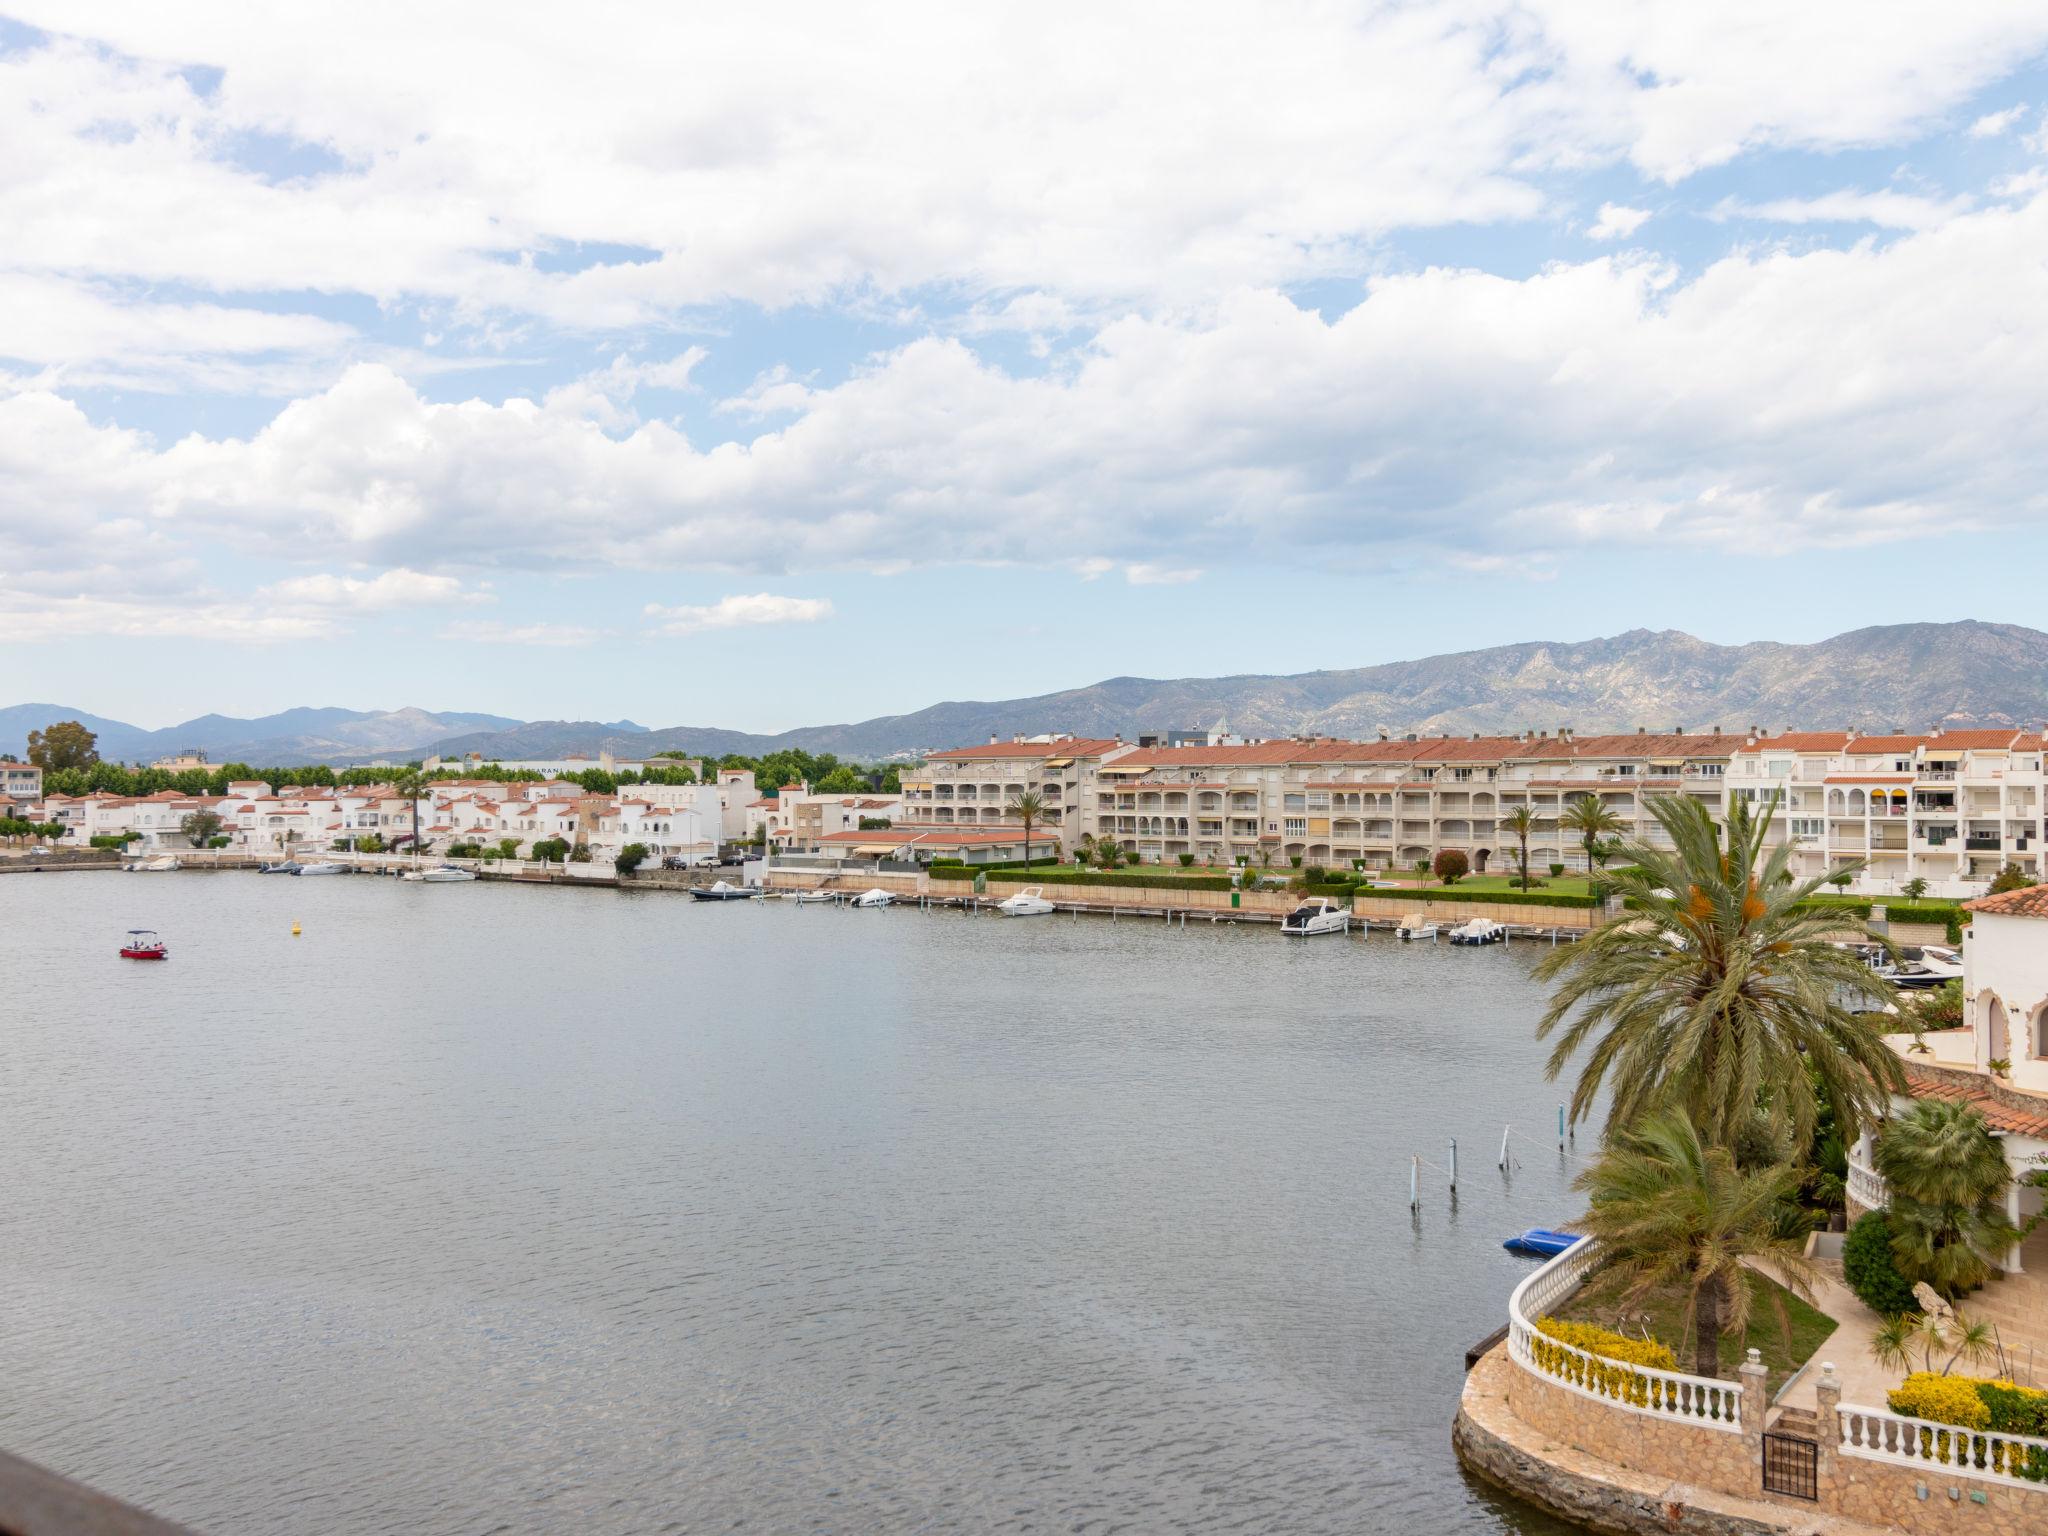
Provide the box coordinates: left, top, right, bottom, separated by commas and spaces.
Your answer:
1840, 1403, 2048, 1488
1505, 1237, 1744, 1430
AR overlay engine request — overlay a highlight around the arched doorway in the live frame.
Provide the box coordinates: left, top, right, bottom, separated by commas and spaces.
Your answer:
1987, 996, 2011, 1065
1474, 848, 1490, 873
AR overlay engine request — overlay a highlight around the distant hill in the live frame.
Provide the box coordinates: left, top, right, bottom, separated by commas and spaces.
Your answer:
0, 704, 521, 765
12, 621, 2046, 766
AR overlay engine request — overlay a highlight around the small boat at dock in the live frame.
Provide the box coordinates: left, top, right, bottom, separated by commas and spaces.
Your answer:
258, 860, 301, 875
850, 888, 895, 908
1449, 918, 1507, 945
119, 929, 168, 960
1395, 913, 1437, 941
127, 856, 181, 872
295, 862, 348, 877
788, 889, 837, 903
402, 865, 477, 883
690, 880, 754, 901
1280, 897, 1349, 936
996, 886, 1056, 917
1502, 1228, 1578, 1258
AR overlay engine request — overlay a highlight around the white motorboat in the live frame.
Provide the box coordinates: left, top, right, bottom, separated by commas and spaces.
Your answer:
295, 861, 347, 876
788, 889, 838, 903
403, 865, 477, 883
1892, 944, 1963, 989
850, 887, 895, 908
1395, 913, 1438, 941
996, 885, 1056, 917
1280, 897, 1349, 936
1449, 918, 1508, 945
257, 860, 301, 875
129, 856, 181, 872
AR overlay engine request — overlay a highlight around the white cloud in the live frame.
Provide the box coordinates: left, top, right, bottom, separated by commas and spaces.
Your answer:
1712, 189, 1973, 230
1123, 564, 1202, 586
1587, 203, 1651, 241
0, 3, 2041, 332
642, 593, 834, 635
440, 619, 599, 646
11, 190, 2048, 594
1969, 102, 2030, 137
0, 591, 337, 643
263, 568, 482, 610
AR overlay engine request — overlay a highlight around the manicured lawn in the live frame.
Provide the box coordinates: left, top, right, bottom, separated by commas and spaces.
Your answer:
1551, 1271, 1837, 1396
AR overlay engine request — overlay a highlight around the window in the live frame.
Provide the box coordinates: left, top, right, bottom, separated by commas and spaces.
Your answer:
1284, 818, 1306, 837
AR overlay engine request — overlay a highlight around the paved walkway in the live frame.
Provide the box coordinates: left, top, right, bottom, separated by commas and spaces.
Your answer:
1768, 1263, 1893, 1414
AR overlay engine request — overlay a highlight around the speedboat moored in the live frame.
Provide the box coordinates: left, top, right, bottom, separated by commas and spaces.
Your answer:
295, 862, 348, 876
1280, 897, 1350, 936
850, 888, 895, 908
690, 880, 753, 901
996, 885, 1056, 917
1395, 913, 1438, 941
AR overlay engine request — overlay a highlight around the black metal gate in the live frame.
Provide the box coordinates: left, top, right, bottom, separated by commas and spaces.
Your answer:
1761, 1432, 1818, 1500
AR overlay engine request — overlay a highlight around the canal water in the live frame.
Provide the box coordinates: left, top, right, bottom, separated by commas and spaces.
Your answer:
1, 873, 1589, 1534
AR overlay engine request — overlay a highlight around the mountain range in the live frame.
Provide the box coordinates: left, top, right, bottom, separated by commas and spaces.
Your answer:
8, 621, 2045, 766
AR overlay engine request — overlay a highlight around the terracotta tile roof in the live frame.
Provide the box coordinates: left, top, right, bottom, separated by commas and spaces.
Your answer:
1904, 1066, 2048, 1138
1841, 734, 1933, 753
925, 737, 1127, 761
1926, 730, 2032, 749
1963, 883, 2048, 919
1735, 733, 1853, 755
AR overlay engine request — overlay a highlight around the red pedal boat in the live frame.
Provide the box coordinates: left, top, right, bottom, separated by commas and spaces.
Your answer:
119, 929, 168, 960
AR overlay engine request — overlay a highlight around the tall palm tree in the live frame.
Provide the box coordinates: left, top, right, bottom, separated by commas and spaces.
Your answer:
1007, 789, 1047, 867
1534, 791, 1905, 1150
1559, 794, 1625, 874
1501, 805, 1542, 890
1572, 1110, 1818, 1379
1875, 1100, 2018, 1298
392, 766, 430, 858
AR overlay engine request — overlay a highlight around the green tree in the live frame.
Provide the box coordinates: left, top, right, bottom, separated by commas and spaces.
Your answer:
1571, 1110, 1818, 1379
495, 837, 521, 860
1989, 863, 2034, 895
1560, 794, 1625, 872
816, 765, 866, 794
1901, 877, 1930, 901
26, 720, 98, 771
391, 766, 430, 854
180, 808, 224, 848
614, 842, 650, 875
1007, 790, 1047, 866
1828, 866, 1855, 892
1534, 791, 1905, 1149
531, 837, 570, 864
1432, 847, 1468, 884
1501, 805, 1541, 891
1875, 1100, 2018, 1298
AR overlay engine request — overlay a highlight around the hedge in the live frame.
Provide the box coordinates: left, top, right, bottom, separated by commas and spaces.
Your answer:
1793, 896, 1965, 923
1534, 1318, 1676, 1370
1889, 1372, 1992, 1431
1529, 1317, 1677, 1407
1368, 885, 1599, 909
934, 867, 1236, 893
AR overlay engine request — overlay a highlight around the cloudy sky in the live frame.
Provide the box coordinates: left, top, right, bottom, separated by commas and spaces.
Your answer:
5, 4, 2048, 731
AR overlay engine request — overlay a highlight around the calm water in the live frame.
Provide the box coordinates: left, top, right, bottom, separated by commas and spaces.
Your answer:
1, 872, 1588, 1535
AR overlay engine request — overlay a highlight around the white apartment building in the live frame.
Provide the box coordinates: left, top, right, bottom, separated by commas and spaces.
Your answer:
1066, 730, 1732, 871
1, 762, 43, 802
1727, 730, 2046, 897
900, 738, 1133, 854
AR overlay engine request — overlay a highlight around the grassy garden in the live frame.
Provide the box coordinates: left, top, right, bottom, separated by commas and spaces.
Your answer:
1552, 1271, 1836, 1397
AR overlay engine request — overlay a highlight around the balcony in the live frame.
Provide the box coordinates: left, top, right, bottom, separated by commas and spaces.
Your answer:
1965, 836, 2001, 851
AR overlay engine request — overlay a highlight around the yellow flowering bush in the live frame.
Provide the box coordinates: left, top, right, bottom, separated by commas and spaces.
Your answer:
1531, 1318, 1677, 1407
1888, 1372, 1992, 1430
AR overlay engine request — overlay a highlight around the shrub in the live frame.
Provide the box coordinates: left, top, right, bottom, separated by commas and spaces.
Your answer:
531, 837, 570, 863
1978, 1380, 2048, 1438
1433, 849, 1468, 885
1178, 853, 1195, 867
1529, 1318, 1677, 1407
569, 841, 593, 863
614, 842, 649, 875
1888, 1372, 1992, 1430
207, 835, 231, 848
1843, 1210, 1919, 1317
1414, 859, 1430, 873
1533, 1318, 1676, 1369
1304, 864, 1326, 882
448, 841, 482, 858
1548, 862, 1566, 878
1990, 863, 2034, 894
89, 833, 136, 849
1289, 855, 1303, 868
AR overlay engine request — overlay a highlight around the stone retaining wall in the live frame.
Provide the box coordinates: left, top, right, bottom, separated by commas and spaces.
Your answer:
1351, 893, 1596, 929
0, 849, 120, 872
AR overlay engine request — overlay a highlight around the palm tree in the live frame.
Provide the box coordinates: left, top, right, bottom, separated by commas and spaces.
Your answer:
1007, 790, 1047, 867
1875, 1100, 2018, 1298
1501, 805, 1541, 890
1901, 877, 1930, 901
1086, 832, 1124, 870
1560, 794, 1625, 875
392, 767, 430, 859
1534, 791, 1906, 1150
1573, 1110, 1818, 1379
